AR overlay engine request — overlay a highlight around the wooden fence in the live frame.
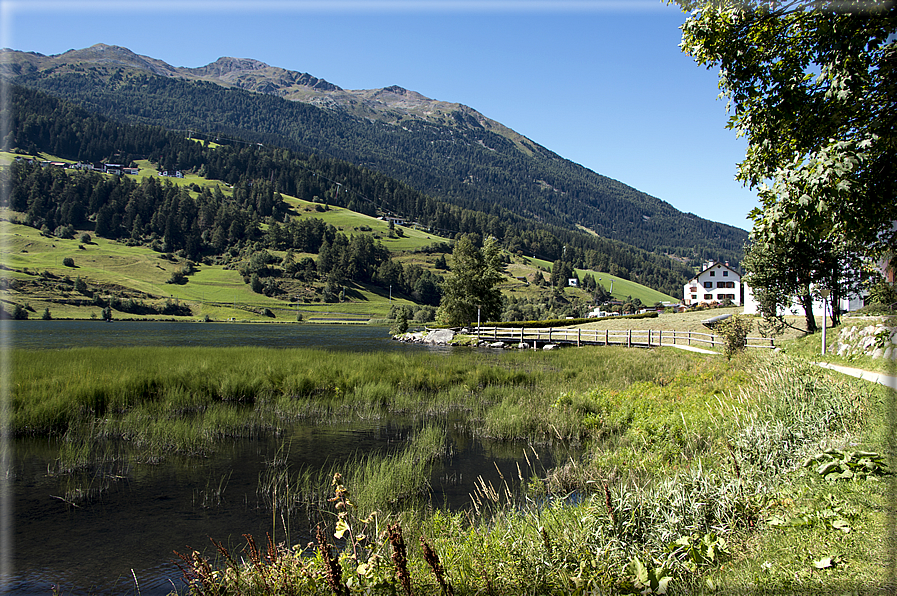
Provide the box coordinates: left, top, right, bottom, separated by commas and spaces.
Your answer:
468, 326, 775, 350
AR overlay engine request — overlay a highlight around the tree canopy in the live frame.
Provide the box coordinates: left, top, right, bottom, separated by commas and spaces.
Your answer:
675, 0, 896, 254
436, 236, 505, 327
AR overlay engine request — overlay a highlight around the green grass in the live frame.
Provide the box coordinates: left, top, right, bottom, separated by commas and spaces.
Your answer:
163, 347, 893, 595
503, 254, 678, 304
280, 194, 450, 253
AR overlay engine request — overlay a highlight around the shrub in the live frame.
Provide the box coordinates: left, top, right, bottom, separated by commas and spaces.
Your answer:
167, 269, 188, 285
13, 304, 28, 320
79, 233, 92, 244
62, 257, 75, 268
716, 314, 752, 359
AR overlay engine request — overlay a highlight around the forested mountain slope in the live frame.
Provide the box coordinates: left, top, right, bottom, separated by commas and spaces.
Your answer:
1, 45, 748, 267
4, 86, 695, 297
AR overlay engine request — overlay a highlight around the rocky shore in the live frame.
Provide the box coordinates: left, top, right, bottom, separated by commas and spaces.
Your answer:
393, 328, 561, 350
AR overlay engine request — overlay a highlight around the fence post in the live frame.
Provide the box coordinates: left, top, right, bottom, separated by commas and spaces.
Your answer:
578, 328, 581, 347
687, 331, 691, 346
548, 328, 552, 343
520, 327, 524, 345
627, 329, 631, 348
659, 330, 662, 346
605, 329, 609, 345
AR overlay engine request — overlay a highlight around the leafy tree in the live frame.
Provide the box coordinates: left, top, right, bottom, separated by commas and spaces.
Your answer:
716, 314, 753, 360
868, 279, 897, 305
436, 235, 504, 327
742, 236, 818, 334
675, 0, 897, 255
250, 273, 263, 294
13, 304, 28, 320
390, 308, 409, 335
41, 307, 52, 320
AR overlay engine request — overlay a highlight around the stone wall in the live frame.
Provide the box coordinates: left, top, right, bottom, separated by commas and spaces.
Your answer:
832, 319, 897, 360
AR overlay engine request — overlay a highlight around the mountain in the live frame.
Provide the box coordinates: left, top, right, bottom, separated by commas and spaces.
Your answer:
0, 44, 748, 269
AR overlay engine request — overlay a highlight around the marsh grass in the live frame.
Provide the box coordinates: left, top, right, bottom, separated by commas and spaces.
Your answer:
170, 348, 893, 595
13, 345, 708, 458
257, 425, 448, 546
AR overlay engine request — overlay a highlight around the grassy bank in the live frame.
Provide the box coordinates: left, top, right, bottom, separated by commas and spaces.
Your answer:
163, 349, 894, 595
11, 342, 892, 593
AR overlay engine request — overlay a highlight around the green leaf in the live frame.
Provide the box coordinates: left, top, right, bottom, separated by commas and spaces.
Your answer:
334, 518, 350, 539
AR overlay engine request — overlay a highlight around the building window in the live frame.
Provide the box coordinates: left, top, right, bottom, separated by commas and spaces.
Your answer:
691, 294, 697, 300
704, 281, 713, 288
723, 271, 729, 276
710, 271, 715, 276
704, 294, 713, 300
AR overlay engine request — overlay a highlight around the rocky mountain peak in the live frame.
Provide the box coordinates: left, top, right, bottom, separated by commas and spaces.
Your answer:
192, 56, 270, 77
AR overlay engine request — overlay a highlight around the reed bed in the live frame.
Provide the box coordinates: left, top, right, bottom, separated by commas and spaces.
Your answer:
170, 352, 892, 595
11, 345, 707, 456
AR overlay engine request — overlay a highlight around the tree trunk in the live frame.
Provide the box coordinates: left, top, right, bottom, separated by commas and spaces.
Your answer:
799, 293, 818, 333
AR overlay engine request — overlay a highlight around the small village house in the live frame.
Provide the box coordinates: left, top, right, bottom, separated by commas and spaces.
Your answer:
683, 260, 743, 306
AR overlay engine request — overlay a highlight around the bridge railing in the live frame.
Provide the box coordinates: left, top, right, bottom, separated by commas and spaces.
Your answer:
470, 326, 775, 350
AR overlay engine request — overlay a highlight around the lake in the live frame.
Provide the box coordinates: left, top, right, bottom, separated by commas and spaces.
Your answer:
1, 319, 441, 352
4, 321, 559, 595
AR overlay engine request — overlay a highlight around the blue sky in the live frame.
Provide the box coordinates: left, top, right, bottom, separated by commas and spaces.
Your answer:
2, 0, 758, 232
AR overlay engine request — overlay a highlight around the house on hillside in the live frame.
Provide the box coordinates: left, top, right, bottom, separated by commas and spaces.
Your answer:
683, 261, 743, 306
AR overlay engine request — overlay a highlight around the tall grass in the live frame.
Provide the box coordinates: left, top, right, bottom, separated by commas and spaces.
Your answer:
171, 350, 893, 595
12, 345, 708, 457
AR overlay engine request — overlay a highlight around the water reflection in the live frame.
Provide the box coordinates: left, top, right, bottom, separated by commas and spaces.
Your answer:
14, 420, 568, 595
8, 321, 562, 595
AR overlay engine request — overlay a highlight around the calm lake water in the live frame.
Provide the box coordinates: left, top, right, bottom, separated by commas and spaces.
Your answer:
2, 319, 440, 352
5, 321, 559, 595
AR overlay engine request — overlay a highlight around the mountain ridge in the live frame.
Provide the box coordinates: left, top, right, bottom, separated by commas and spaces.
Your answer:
0, 44, 748, 268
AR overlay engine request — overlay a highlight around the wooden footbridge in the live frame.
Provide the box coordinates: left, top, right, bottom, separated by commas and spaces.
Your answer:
468, 326, 775, 351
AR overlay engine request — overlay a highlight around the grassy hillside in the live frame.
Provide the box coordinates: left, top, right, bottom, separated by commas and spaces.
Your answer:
2, 151, 681, 322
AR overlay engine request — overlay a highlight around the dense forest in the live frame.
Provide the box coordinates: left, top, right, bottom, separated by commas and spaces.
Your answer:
4, 86, 697, 297
4, 50, 748, 266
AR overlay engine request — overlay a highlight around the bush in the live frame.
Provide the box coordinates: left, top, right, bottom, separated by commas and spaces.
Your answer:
716, 314, 752, 359
79, 233, 92, 244
250, 273, 263, 294
62, 257, 75, 268
13, 304, 28, 320
391, 309, 409, 335
167, 269, 188, 285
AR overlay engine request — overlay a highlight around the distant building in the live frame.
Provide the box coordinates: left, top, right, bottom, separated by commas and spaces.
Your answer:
683, 261, 743, 306
742, 284, 865, 316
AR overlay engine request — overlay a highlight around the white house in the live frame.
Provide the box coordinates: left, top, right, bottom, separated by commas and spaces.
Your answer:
742, 284, 865, 316
683, 261, 743, 306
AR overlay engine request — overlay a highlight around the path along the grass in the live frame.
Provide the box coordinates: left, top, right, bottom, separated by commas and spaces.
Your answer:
814, 361, 897, 390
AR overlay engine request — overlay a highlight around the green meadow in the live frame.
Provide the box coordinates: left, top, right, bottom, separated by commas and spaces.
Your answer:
10, 338, 894, 594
